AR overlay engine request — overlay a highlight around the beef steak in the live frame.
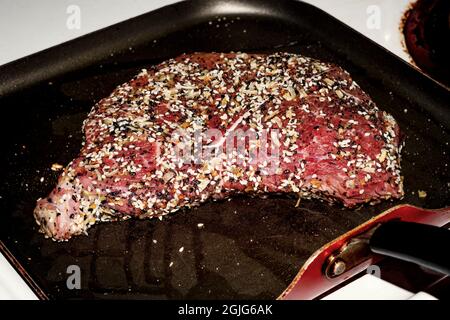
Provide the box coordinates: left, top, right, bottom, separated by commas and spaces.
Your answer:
34, 52, 404, 241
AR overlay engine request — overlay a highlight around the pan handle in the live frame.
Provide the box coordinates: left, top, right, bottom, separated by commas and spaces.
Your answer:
369, 220, 450, 275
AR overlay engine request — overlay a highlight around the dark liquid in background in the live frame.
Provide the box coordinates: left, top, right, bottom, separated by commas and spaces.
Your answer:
403, 0, 450, 87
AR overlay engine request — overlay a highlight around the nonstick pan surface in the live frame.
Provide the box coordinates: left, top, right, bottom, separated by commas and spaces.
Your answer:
0, 0, 448, 299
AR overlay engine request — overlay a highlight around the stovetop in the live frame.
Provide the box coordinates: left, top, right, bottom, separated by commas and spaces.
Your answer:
0, 0, 432, 300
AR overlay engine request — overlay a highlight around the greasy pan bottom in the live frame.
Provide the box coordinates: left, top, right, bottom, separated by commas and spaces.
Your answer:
0, 0, 448, 299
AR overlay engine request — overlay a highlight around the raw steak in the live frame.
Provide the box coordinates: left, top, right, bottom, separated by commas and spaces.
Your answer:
34, 52, 404, 241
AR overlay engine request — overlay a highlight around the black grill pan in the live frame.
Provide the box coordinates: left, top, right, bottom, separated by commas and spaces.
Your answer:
0, 0, 448, 299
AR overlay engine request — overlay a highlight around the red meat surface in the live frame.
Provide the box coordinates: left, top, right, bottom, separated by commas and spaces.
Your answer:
34, 52, 404, 240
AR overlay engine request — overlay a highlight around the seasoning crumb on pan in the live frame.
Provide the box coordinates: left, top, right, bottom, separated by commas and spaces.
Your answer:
179, 246, 184, 253
197, 223, 205, 228
295, 196, 301, 208
152, 239, 157, 244
169, 262, 174, 268
39, 177, 44, 183
51, 163, 63, 171
418, 190, 427, 198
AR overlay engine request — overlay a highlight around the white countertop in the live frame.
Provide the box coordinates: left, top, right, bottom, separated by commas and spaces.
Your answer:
0, 0, 414, 300
0, 0, 411, 67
